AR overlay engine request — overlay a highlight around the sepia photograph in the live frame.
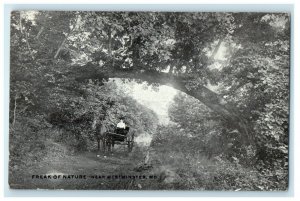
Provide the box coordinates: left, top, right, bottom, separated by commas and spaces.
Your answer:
8, 10, 290, 190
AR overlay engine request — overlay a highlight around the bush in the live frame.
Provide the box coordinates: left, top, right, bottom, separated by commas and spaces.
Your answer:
10, 119, 48, 167
150, 125, 288, 190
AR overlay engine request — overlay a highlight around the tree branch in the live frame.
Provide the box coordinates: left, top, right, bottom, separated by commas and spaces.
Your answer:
54, 15, 79, 59
36, 26, 44, 40
35, 13, 48, 40
25, 32, 34, 60
54, 37, 68, 59
70, 64, 253, 144
208, 39, 223, 62
112, 69, 252, 142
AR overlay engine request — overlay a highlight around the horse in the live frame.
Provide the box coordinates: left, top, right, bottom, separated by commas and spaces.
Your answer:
95, 123, 108, 152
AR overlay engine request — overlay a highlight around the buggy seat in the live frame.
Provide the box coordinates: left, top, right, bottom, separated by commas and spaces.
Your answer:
113, 126, 130, 141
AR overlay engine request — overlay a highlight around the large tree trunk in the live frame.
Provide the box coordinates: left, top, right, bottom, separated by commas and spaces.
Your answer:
179, 85, 252, 143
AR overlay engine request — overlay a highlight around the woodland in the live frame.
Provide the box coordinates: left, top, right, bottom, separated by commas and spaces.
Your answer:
9, 11, 289, 190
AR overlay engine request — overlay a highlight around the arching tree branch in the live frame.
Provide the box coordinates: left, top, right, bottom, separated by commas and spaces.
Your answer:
72, 64, 253, 143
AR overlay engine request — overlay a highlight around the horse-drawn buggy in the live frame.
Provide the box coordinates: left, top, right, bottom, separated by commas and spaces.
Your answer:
105, 126, 135, 152
94, 117, 135, 153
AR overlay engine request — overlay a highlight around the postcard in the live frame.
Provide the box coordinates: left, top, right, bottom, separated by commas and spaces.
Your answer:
9, 11, 290, 190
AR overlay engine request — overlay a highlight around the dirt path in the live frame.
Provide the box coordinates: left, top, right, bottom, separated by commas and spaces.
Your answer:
9, 146, 161, 190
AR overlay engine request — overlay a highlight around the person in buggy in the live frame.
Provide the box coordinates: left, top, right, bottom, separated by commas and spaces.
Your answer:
115, 118, 130, 139
117, 118, 126, 129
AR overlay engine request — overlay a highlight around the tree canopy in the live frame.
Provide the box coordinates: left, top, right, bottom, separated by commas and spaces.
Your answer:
9, 10, 290, 191
10, 11, 289, 143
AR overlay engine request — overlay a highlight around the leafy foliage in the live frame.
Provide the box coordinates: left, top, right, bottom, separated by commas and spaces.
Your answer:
151, 124, 286, 190
9, 11, 289, 190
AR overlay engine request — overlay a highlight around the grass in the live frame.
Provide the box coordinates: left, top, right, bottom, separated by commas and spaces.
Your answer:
9, 136, 287, 190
